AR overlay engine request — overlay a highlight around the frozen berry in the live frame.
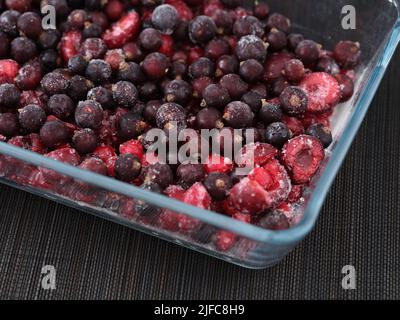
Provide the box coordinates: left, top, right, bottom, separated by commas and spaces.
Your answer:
176, 163, 205, 188
72, 128, 98, 154
17, 11, 42, 39
118, 112, 147, 139
215, 54, 238, 76
196, 107, 223, 129
287, 33, 304, 51
280, 86, 308, 116
315, 56, 340, 75
104, 49, 125, 71
68, 55, 88, 75
164, 79, 192, 105
10, 37, 37, 64
151, 4, 179, 34
335, 73, 354, 102
267, 13, 291, 34
139, 81, 161, 100
75, 100, 103, 129
266, 29, 287, 52
202, 84, 230, 109
295, 40, 320, 66
117, 62, 145, 85
281, 135, 325, 184
39, 120, 70, 147
169, 60, 187, 79
233, 16, 264, 38
67, 9, 88, 30
87, 86, 115, 109
85, 59, 112, 84
0, 112, 19, 137
102, 11, 140, 49
254, 2, 269, 19
241, 91, 262, 113
139, 28, 162, 52
0, 83, 20, 108
333, 41, 361, 68
79, 157, 107, 176
204, 38, 230, 61
112, 81, 138, 108
263, 51, 294, 81
223, 101, 254, 128
0, 32, 10, 58
143, 100, 162, 125
259, 211, 290, 230
0, 10, 20, 37
283, 59, 305, 82
156, 102, 187, 131
39, 49, 61, 72
236, 35, 267, 62
239, 58, 263, 83
68, 75, 93, 102
47, 94, 75, 119
211, 9, 233, 35
299, 72, 340, 113
142, 163, 174, 189
38, 29, 61, 50
236, 142, 278, 168
191, 76, 212, 98
114, 154, 141, 182
188, 15, 216, 44
204, 172, 232, 201
82, 22, 102, 39
142, 52, 170, 80
306, 123, 332, 148
80, 38, 107, 60
18, 104, 46, 133
219, 73, 248, 100
59, 30, 82, 62
265, 122, 291, 147
189, 57, 214, 79
40, 71, 69, 95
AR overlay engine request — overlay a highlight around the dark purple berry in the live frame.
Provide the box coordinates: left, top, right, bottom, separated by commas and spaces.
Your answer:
283, 59, 305, 82
254, 2, 270, 19
38, 29, 61, 49
306, 123, 332, 148
115, 154, 142, 182
164, 79, 192, 105
270, 77, 290, 96
239, 59, 263, 83
241, 91, 262, 113
40, 120, 70, 147
202, 84, 230, 109
169, 60, 187, 79
189, 57, 215, 79
176, 163, 205, 188
250, 83, 268, 98
142, 52, 170, 80
219, 73, 248, 100
265, 122, 291, 147
223, 101, 254, 128
0, 112, 19, 137
75, 100, 103, 129
39, 49, 61, 72
143, 99, 162, 125
334, 41, 361, 68
67, 9, 88, 30
72, 128, 98, 154
216, 54, 238, 76
287, 33, 304, 51
204, 172, 232, 201
18, 104, 46, 133
0, 31, 10, 57
155, 102, 187, 131
17, 11, 42, 39
112, 81, 138, 108
188, 15, 217, 44
0, 10, 20, 37
82, 22, 102, 39
211, 9, 233, 35
205, 38, 230, 61
68, 55, 88, 75
139, 81, 161, 100
236, 35, 267, 62
233, 15, 264, 38
118, 112, 147, 139
196, 107, 223, 129
87, 86, 115, 109
139, 28, 162, 52
173, 20, 189, 42
41, 71, 70, 95
266, 29, 287, 52
315, 56, 340, 75
280, 86, 308, 116
117, 61, 145, 84
259, 211, 290, 230
151, 4, 179, 34
142, 163, 174, 189
0, 83, 21, 108
10, 37, 37, 64
267, 13, 291, 34
259, 102, 283, 125
192, 76, 212, 98
47, 94, 75, 119
80, 38, 107, 60
68, 75, 94, 102
85, 59, 112, 84
335, 74, 354, 102
295, 40, 320, 66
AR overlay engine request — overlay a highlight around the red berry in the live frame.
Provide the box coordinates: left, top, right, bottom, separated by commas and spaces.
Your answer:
59, 31, 82, 62
93, 145, 117, 163
119, 139, 144, 161
299, 72, 341, 113
281, 135, 325, 184
282, 115, 305, 136
333, 41, 361, 68
215, 230, 237, 252
0, 59, 19, 84
105, 0, 124, 21
287, 184, 304, 203
204, 154, 233, 174
102, 11, 141, 49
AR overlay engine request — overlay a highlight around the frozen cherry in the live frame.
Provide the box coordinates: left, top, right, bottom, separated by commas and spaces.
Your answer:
196, 107, 223, 129
283, 59, 305, 82
164, 79, 192, 105
295, 40, 320, 66
151, 4, 179, 34
202, 84, 230, 109
118, 112, 147, 139
265, 122, 291, 147
189, 57, 214, 79
142, 163, 174, 189
87, 86, 115, 109
142, 52, 170, 80
280, 86, 308, 116
216, 54, 238, 76
18, 104, 46, 133
112, 81, 138, 108
241, 91, 262, 113
0, 112, 19, 137
333, 40, 361, 68
40, 71, 70, 95
85, 59, 112, 84
39, 120, 70, 147
68, 55, 88, 75
139, 28, 162, 52
219, 73, 248, 100
223, 101, 254, 128
72, 128, 98, 154
47, 94, 75, 119
114, 154, 141, 182
188, 15, 217, 44
236, 35, 267, 62
267, 13, 291, 34
75, 100, 103, 129
259, 102, 283, 125
306, 123, 332, 148
239, 59, 263, 83
204, 172, 232, 201
176, 163, 205, 188
10, 37, 37, 64
0, 83, 21, 108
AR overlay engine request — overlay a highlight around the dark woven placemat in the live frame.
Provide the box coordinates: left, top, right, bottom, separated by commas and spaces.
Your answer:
0, 48, 399, 300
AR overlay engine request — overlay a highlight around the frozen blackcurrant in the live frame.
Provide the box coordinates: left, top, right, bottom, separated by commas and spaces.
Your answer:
87, 86, 115, 109
47, 94, 75, 119
112, 81, 138, 108
40, 120, 70, 147
164, 79, 192, 105
142, 163, 174, 189
0, 83, 21, 108
85, 59, 112, 84
151, 4, 179, 34
189, 57, 215, 79
75, 100, 103, 129
306, 123, 333, 148
259, 102, 283, 125
216, 55, 239, 76
114, 154, 142, 182
196, 107, 224, 129
202, 84, 230, 109
265, 122, 291, 147
280, 86, 308, 116
18, 104, 46, 133
219, 74, 248, 100
241, 91, 262, 113
176, 163, 205, 188
295, 40, 320, 66
72, 128, 98, 154
118, 112, 147, 139
188, 15, 217, 44
142, 52, 170, 80
236, 35, 267, 62
223, 101, 254, 128
0, 112, 19, 137
239, 59, 263, 83
204, 172, 232, 201
139, 28, 162, 52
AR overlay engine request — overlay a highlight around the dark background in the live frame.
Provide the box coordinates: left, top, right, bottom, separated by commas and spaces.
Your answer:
0, 47, 399, 300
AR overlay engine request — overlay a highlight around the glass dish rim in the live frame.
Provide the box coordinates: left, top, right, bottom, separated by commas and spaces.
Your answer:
0, 0, 399, 245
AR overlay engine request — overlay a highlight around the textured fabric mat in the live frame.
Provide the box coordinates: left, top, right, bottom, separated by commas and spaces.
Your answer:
0, 48, 399, 300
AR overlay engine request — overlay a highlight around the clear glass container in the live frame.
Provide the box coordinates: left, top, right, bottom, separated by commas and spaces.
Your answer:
1, 0, 399, 268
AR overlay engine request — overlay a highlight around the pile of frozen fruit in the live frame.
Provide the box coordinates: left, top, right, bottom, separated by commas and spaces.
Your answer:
0, 0, 361, 250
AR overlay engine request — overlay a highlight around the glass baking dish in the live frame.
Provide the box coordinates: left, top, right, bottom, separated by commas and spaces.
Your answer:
0, 0, 399, 269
